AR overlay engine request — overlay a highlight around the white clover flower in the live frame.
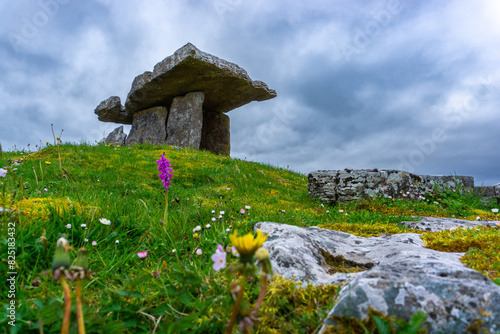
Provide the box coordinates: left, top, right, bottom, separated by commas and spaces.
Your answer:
220, 211, 225, 215
245, 205, 251, 210
211, 217, 216, 222
66, 224, 72, 229
99, 218, 111, 225
81, 224, 87, 228
193, 225, 202, 232
205, 224, 211, 229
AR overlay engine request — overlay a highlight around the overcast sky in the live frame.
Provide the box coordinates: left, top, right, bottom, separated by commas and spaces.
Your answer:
1, 0, 499, 185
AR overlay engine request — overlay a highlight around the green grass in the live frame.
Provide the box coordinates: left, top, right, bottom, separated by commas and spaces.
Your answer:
0, 143, 498, 333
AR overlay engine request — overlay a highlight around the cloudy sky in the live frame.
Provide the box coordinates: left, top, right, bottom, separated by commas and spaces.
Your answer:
1, 0, 499, 185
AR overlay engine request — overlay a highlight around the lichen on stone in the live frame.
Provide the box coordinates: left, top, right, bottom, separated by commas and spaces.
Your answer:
422, 226, 500, 280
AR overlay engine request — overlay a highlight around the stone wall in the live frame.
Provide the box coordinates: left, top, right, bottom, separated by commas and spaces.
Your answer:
308, 169, 476, 204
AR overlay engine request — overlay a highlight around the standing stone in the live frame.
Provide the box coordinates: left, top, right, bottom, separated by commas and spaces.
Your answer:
126, 106, 168, 145
166, 91, 204, 148
99, 126, 127, 146
200, 112, 230, 156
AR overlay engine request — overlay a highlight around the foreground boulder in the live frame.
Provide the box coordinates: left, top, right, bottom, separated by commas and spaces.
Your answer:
255, 221, 500, 333
95, 43, 276, 156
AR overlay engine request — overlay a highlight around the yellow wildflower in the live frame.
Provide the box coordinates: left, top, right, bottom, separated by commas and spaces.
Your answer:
45, 161, 51, 165
230, 230, 268, 262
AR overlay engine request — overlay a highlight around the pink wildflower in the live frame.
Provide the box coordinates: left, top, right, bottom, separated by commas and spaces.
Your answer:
156, 152, 173, 191
211, 245, 226, 271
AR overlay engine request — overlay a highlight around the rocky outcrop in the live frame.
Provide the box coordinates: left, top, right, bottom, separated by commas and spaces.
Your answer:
308, 169, 474, 204
126, 106, 168, 146
255, 221, 500, 334
94, 96, 132, 125
99, 126, 127, 146
165, 92, 204, 148
94, 43, 276, 156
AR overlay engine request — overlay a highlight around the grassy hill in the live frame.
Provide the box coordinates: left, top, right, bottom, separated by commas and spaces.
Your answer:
0, 143, 498, 333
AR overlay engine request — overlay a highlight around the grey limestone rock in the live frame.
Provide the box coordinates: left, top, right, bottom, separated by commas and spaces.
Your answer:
200, 111, 230, 156
308, 169, 474, 204
99, 126, 127, 146
400, 216, 498, 232
126, 106, 168, 145
94, 96, 132, 125
254, 222, 500, 334
166, 91, 204, 149
125, 42, 276, 115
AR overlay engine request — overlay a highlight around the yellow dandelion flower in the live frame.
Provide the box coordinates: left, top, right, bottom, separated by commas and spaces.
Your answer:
45, 161, 51, 165
229, 229, 268, 262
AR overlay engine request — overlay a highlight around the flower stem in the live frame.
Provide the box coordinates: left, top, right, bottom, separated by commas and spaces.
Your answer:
252, 275, 268, 317
76, 280, 86, 334
225, 276, 247, 334
60, 276, 72, 334
163, 191, 169, 224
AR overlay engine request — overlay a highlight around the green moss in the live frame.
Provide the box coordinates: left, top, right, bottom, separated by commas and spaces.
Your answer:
317, 222, 421, 237
422, 226, 500, 280
256, 275, 339, 333
7, 196, 100, 222
323, 307, 428, 334
319, 248, 373, 273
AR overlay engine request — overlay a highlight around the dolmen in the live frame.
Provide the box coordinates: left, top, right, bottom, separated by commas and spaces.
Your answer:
95, 43, 277, 156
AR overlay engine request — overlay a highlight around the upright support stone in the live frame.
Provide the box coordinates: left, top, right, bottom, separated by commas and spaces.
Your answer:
200, 112, 230, 156
166, 91, 204, 148
99, 126, 127, 146
126, 106, 168, 145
